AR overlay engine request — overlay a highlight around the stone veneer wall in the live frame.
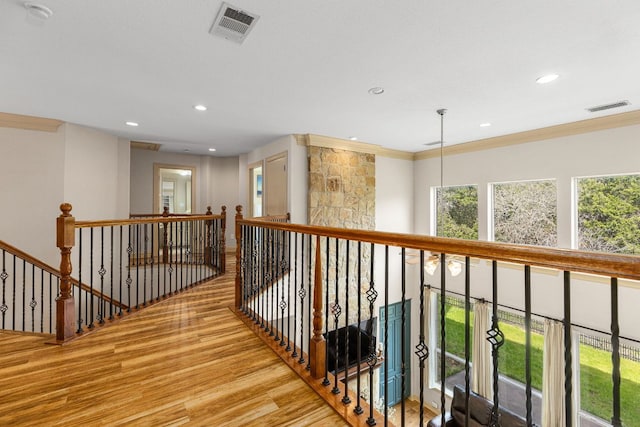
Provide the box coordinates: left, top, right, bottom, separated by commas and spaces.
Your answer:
308, 146, 375, 229
308, 146, 376, 328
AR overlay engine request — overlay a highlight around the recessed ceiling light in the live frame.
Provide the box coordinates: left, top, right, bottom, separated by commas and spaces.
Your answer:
208, 148, 216, 152
480, 122, 491, 127
194, 105, 207, 111
125, 121, 139, 127
349, 136, 358, 141
536, 74, 559, 84
368, 87, 384, 95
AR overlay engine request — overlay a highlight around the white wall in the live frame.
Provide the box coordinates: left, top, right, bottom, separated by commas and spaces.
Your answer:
0, 126, 65, 265
63, 123, 129, 220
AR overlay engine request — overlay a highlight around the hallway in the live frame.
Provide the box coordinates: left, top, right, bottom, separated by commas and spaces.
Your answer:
0, 259, 346, 426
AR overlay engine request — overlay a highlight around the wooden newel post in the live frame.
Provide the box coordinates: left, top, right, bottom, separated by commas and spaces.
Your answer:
56, 203, 76, 342
310, 234, 326, 379
234, 205, 243, 309
220, 205, 227, 274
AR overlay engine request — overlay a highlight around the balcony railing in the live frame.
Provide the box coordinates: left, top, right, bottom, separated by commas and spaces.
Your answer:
234, 206, 640, 427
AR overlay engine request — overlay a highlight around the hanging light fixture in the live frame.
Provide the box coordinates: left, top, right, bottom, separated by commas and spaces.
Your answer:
424, 108, 463, 277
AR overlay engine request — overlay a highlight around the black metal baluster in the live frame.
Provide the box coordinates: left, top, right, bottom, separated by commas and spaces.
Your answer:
342, 240, 351, 405
126, 225, 132, 312
295, 233, 304, 362
416, 251, 430, 426
260, 228, 266, 329
109, 227, 114, 320
98, 227, 105, 324
354, 241, 364, 416
306, 234, 312, 370
168, 222, 174, 296
524, 265, 532, 427
157, 223, 162, 298
22, 260, 25, 331
40, 270, 44, 333
323, 236, 331, 387
77, 230, 84, 332
49, 274, 55, 333
150, 223, 154, 301
488, 261, 504, 427
274, 229, 280, 341
119, 225, 123, 316
563, 271, 573, 427
331, 238, 341, 395
285, 230, 292, 351
291, 232, 299, 356
30, 264, 36, 332
12, 255, 15, 330
384, 245, 389, 425
366, 242, 377, 427
135, 224, 140, 309
611, 277, 622, 427
464, 256, 471, 427
439, 253, 446, 427
280, 230, 289, 347
89, 228, 95, 328
0, 249, 6, 330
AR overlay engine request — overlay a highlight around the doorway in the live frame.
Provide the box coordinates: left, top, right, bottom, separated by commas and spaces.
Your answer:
380, 300, 412, 406
248, 162, 263, 217
264, 152, 288, 216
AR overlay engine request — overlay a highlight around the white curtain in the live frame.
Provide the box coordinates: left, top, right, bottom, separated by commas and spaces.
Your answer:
542, 319, 566, 427
471, 300, 492, 398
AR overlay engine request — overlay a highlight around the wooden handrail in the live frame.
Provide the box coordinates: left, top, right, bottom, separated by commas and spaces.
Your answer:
75, 214, 223, 229
0, 239, 61, 277
236, 219, 640, 281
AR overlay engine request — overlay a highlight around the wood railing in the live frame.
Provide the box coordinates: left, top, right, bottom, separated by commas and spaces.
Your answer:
235, 212, 640, 426
54, 203, 227, 343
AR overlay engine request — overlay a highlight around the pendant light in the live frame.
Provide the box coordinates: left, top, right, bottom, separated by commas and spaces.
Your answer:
426, 108, 462, 277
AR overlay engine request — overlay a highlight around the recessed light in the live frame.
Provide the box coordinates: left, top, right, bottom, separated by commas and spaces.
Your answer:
348, 136, 358, 141
208, 148, 216, 152
194, 105, 207, 111
536, 74, 559, 84
368, 87, 384, 95
125, 121, 139, 127
480, 122, 491, 127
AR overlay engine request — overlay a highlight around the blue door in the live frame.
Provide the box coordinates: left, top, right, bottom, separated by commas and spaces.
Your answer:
380, 300, 411, 406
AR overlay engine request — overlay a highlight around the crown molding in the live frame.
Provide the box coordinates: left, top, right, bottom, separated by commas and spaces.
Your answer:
414, 109, 640, 160
0, 112, 64, 132
294, 133, 414, 160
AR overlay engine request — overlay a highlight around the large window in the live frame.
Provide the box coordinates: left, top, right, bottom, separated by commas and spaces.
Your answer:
492, 180, 557, 247
435, 185, 478, 239
576, 174, 640, 254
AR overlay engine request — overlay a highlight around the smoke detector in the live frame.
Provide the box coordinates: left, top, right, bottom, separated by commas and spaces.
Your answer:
209, 2, 259, 44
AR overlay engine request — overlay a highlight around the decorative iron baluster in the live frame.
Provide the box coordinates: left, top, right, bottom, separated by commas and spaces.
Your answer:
464, 256, 471, 427
416, 251, 430, 426
77, 230, 84, 331
524, 265, 532, 426
291, 232, 298, 356
12, 255, 15, 330
280, 231, 288, 347
323, 236, 331, 387
167, 222, 174, 296
563, 271, 573, 427
439, 253, 446, 427
331, 238, 342, 395
1, 250, 7, 329
21, 260, 25, 331
98, 227, 106, 324
135, 224, 140, 309
611, 277, 622, 427
366, 242, 377, 427
126, 226, 132, 312
109, 227, 114, 320
39, 270, 44, 333
274, 229, 280, 341
30, 264, 36, 332
342, 239, 351, 405
295, 233, 304, 362
487, 261, 504, 427
149, 222, 154, 301
354, 241, 364, 416
119, 226, 124, 316
284, 230, 291, 351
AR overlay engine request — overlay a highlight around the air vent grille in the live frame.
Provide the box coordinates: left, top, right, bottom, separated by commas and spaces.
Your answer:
210, 2, 259, 44
586, 100, 630, 113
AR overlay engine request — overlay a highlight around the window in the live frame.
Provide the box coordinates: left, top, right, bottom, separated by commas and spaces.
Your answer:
576, 174, 640, 254
492, 180, 557, 247
435, 185, 478, 239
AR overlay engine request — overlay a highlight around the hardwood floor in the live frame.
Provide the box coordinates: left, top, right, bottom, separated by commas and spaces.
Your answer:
0, 261, 347, 426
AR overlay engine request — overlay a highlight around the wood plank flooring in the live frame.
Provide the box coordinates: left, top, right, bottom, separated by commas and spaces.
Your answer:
0, 260, 347, 426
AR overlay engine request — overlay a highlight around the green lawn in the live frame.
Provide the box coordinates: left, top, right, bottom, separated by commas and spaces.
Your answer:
442, 305, 640, 426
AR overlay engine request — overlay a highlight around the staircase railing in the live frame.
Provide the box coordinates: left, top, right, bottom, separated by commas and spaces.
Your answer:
235, 210, 640, 427
54, 203, 227, 343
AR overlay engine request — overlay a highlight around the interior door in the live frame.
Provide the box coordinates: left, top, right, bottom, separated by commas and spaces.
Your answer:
380, 301, 411, 406
264, 153, 288, 216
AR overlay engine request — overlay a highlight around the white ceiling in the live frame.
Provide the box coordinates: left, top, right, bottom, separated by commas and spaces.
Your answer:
2, 0, 639, 156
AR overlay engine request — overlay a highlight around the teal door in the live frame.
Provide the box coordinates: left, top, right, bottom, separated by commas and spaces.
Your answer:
380, 300, 411, 406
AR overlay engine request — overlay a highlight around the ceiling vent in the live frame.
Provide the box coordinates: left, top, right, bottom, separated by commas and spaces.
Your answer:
586, 100, 630, 113
209, 2, 259, 44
